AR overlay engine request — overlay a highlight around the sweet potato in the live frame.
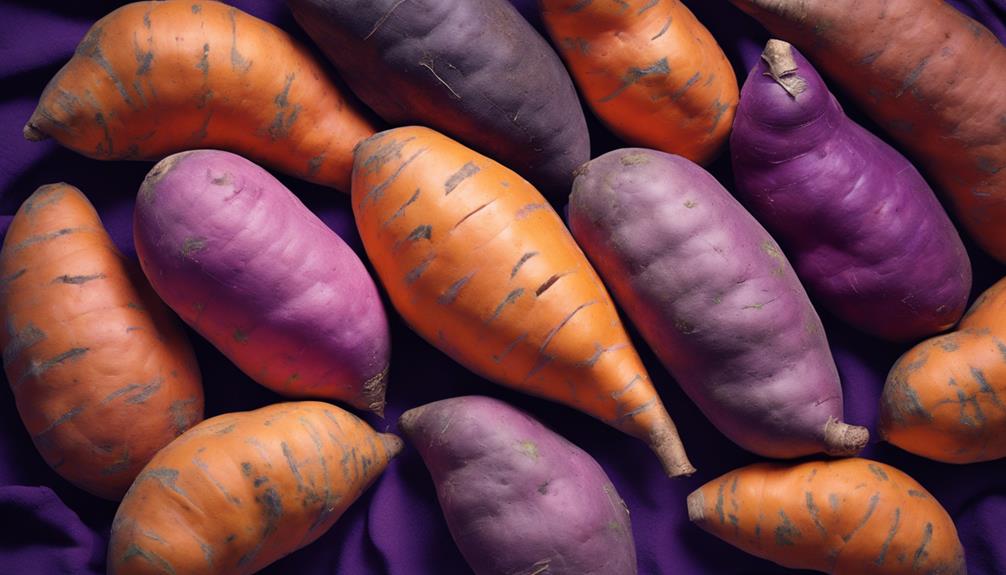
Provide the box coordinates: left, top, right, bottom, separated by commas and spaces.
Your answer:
539, 0, 738, 165
24, 0, 376, 192
568, 148, 867, 458
688, 458, 966, 574
729, 0, 1006, 263
0, 183, 202, 501
352, 126, 693, 477
730, 40, 971, 342
134, 150, 390, 414
286, 0, 589, 198
106, 401, 402, 575
399, 395, 637, 575
881, 275, 1006, 464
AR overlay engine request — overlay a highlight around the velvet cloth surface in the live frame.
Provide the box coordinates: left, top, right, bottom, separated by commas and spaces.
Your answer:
1, 1, 1005, 573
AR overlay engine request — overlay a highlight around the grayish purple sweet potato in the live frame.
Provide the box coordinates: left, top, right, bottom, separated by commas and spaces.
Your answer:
285, 0, 589, 199
134, 150, 391, 414
568, 149, 868, 459
399, 395, 637, 575
730, 40, 972, 342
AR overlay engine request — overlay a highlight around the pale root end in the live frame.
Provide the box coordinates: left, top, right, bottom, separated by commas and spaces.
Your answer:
358, 364, 389, 418
380, 433, 405, 459
23, 122, 48, 142
761, 39, 808, 98
649, 427, 696, 478
686, 490, 706, 524
396, 405, 425, 438
823, 417, 870, 456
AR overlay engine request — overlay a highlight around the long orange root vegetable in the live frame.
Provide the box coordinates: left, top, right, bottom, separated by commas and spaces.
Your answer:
352, 126, 694, 477
0, 183, 203, 500
107, 401, 402, 575
881, 275, 1006, 464
688, 458, 966, 574
729, 0, 1006, 262
540, 0, 738, 165
23, 0, 376, 192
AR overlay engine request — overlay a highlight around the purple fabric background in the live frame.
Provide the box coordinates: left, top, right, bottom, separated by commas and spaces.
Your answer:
1, 1, 1005, 573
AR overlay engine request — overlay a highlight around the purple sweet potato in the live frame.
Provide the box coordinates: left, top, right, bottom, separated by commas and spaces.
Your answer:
399, 395, 637, 575
730, 40, 971, 342
134, 150, 391, 414
285, 0, 589, 199
568, 148, 868, 459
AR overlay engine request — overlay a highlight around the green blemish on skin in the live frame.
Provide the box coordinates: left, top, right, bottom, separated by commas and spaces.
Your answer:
192, 4, 201, 14
868, 464, 889, 481
181, 237, 207, 257
241, 462, 253, 476
684, 200, 697, 208
516, 440, 539, 460
775, 510, 801, 546
233, 329, 249, 343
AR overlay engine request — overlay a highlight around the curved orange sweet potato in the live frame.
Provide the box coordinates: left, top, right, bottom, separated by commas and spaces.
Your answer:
688, 459, 966, 574
24, 0, 376, 191
540, 0, 738, 165
0, 183, 202, 500
881, 276, 1006, 463
352, 126, 693, 477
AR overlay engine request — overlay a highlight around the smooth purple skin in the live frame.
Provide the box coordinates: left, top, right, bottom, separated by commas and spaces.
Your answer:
569, 149, 848, 459
730, 43, 972, 342
399, 396, 637, 575
133, 150, 391, 414
285, 0, 590, 200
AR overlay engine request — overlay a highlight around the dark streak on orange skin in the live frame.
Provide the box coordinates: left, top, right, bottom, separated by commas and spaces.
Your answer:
881, 277, 1006, 463
688, 459, 966, 574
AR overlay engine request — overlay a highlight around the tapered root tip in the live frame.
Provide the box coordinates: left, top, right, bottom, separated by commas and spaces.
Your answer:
686, 491, 705, 524
823, 418, 870, 456
23, 122, 48, 142
380, 433, 405, 459
396, 405, 424, 438
650, 430, 696, 478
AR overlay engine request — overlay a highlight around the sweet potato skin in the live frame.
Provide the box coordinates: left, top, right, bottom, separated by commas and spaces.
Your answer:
730, 0, 1006, 263
569, 148, 865, 458
0, 183, 202, 501
352, 126, 692, 477
880, 276, 1006, 464
107, 401, 403, 575
286, 0, 590, 198
399, 396, 637, 575
688, 458, 966, 574
730, 41, 971, 342
134, 150, 391, 413
24, 0, 376, 191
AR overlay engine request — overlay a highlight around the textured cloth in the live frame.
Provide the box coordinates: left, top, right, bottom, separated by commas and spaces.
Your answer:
0, 1, 1004, 574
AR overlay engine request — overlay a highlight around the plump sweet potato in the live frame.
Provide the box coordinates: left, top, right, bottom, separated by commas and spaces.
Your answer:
730, 0, 1006, 263
134, 150, 391, 413
400, 395, 637, 575
730, 40, 971, 342
285, 0, 590, 199
0, 183, 202, 500
568, 148, 867, 459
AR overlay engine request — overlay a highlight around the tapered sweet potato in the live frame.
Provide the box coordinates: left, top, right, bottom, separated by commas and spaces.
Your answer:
0, 183, 202, 501
569, 148, 867, 458
286, 0, 589, 198
688, 458, 966, 574
539, 0, 738, 165
730, 40, 971, 342
881, 275, 1006, 464
730, 0, 1006, 263
400, 396, 637, 575
107, 401, 402, 575
352, 126, 693, 477
134, 150, 391, 414
24, 0, 375, 191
